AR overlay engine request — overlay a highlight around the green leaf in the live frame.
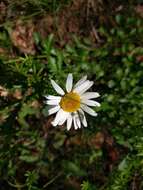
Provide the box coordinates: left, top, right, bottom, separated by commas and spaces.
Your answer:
62, 161, 86, 177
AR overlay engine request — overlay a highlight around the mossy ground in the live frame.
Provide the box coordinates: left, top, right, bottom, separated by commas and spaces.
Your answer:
0, 1, 143, 190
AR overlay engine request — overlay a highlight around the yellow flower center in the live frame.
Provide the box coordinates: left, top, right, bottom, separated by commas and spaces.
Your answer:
60, 92, 81, 112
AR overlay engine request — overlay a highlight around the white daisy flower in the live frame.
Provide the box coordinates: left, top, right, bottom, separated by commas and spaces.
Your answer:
45, 74, 100, 130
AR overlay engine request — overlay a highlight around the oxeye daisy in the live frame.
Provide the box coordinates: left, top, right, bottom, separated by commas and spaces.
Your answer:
45, 74, 100, 130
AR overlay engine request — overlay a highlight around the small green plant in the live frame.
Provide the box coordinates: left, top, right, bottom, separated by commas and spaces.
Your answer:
81, 181, 96, 190
25, 170, 39, 190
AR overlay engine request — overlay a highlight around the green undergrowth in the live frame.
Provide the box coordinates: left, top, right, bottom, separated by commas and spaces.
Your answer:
0, 14, 143, 189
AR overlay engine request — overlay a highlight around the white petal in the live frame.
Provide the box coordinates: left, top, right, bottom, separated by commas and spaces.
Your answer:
48, 106, 60, 115
51, 109, 65, 126
73, 80, 93, 95
82, 99, 101, 107
78, 109, 87, 127
73, 80, 90, 93
74, 75, 87, 88
76, 115, 81, 128
73, 115, 78, 130
66, 73, 73, 92
51, 80, 65, 95
67, 114, 73, 130
79, 81, 94, 95
45, 95, 61, 100
73, 113, 81, 129
81, 104, 97, 116
58, 112, 69, 125
81, 92, 100, 100
46, 98, 61, 105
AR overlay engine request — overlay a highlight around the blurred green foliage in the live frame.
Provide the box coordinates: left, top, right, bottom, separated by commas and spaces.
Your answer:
0, 11, 143, 190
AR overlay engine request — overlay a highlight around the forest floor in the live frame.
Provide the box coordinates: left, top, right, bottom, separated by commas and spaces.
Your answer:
0, 1, 143, 190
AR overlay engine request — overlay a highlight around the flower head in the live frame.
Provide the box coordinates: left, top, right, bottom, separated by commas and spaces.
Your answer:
45, 74, 100, 130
